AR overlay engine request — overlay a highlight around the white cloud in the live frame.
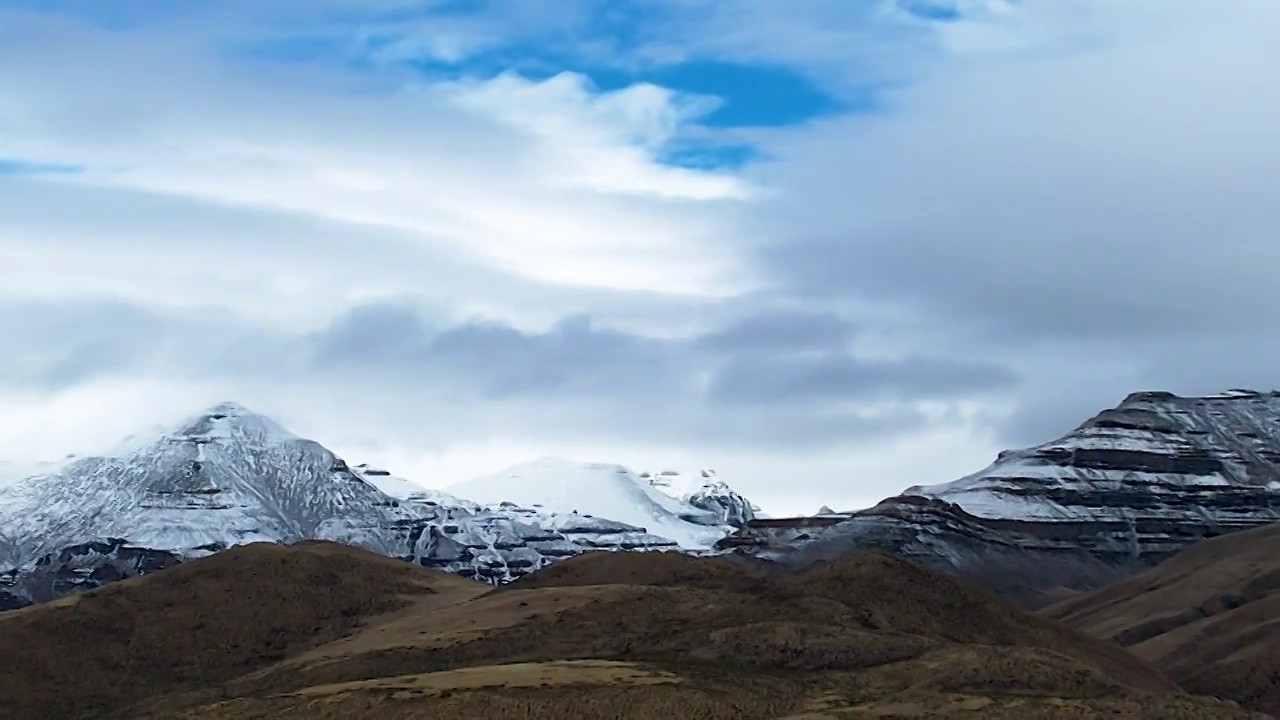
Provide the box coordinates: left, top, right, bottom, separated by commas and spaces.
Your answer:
0, 11, 750, 299
455, 71, 748, 200
3, 0, 1277, 517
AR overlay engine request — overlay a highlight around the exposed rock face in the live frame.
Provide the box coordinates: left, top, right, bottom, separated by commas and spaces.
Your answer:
687, 482, 756, 527
0, 539, 184, 607
405, 502, 679, 583
722, 497, 1145, 607
722, 390, 1280, 607
642, 469, 759, 527
908, 390, 1280, 548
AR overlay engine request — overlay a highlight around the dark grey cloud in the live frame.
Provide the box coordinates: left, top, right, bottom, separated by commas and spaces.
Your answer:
309, 308, 693, 401
0, 300, 173, 389
706, 353, 1015, 407
694, 309, 857, 354
0, 299, 287, 389
0, 297, 1015, 449
992, 330, 1280, 451
308, 301, 1014, 405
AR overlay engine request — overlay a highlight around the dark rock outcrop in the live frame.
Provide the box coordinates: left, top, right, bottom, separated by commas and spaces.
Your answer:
0, 538, 184, 606
686, 482, 756, 527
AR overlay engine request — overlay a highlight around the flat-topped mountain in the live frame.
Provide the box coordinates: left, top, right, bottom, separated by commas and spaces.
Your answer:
724, 390, 1280, 606
908, 389, 1280, 531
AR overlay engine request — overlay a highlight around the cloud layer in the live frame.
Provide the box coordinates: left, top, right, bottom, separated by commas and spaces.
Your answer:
2, 0, 1276, 514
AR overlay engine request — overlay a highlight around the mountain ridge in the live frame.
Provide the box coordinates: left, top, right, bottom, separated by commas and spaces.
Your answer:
723, 389, 1280, 606
0, 402, 757, 607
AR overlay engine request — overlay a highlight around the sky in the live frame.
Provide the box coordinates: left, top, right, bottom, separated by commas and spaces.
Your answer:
1, 0, 1278, 516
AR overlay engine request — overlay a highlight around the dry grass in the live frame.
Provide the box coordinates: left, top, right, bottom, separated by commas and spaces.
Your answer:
1045, 522, 1280, 716
145, 671, 803, 720
499, 548, 779, 592
0, 543, 1265, 719
0, 541, 485, 719
288, 659, 680, 696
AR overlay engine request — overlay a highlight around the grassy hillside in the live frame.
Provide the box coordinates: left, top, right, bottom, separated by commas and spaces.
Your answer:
0, 543, 1262, 719
1047, 522, 1280, 716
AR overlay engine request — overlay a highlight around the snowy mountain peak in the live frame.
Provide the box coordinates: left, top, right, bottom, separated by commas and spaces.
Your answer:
203, 400, 254, 415
170, 401, 297, 445
642, 468, 716, 496
0, 402, 426, 568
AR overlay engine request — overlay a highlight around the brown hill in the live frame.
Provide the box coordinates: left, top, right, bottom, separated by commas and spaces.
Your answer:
0, 541, 487, 719
499, 548, 778, 592
1046, 521, 1280, 716
0, 544, 1262, 719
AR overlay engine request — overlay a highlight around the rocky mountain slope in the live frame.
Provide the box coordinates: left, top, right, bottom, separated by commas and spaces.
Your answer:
2, 542, 1259, 720
723, 390, 1280, 606
0, 404, 753, 607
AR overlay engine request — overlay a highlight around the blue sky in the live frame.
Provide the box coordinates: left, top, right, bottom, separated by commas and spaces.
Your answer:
6, 0, 957, 169
0, 159, 83, 175
0, 0, 973, 177
2, 0, 1278, 514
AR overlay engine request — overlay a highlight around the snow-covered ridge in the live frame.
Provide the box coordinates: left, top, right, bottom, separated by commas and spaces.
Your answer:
350, 463, 479, 509
354, 459, 757, 547
445, 458, 734, 550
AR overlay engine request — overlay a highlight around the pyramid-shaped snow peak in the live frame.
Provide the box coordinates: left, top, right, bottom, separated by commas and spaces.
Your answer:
0, 402, 427, 568
169, 401, 297, 444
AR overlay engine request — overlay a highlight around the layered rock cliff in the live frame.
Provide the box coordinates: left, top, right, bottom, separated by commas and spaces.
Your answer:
721, 390, 1280, 606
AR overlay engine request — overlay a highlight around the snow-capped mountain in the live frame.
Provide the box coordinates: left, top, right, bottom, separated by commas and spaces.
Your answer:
906, 389, 1280, 530
0, 402, 430, 568
446, 458, 739, 550
0, 404, 750, 608
640, 468, 761, 526
723, 390, 1280, 607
